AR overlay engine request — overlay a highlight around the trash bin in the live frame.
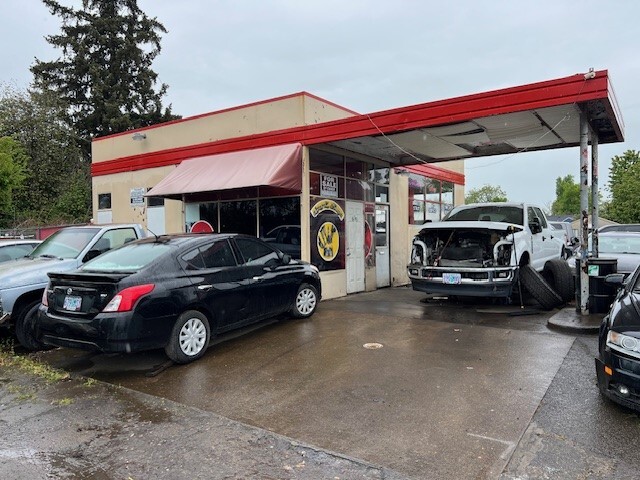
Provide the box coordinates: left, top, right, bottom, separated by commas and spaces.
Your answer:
587, 257, 618, 314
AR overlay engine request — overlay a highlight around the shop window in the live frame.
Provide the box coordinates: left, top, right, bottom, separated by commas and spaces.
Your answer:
408, 176, 456, 224
220, 200, 257, 235
369, 167, 389, 185
442, 181, 454, 205
98, 193, 111, 210
259, 197, 301, 259
376, 185, 389, 204
345, 159, 366, 180
199, 203, 219, 231
309, 148, 344, 175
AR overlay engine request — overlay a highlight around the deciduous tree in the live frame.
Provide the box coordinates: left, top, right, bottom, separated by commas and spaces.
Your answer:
0, 137, 28, 227
604, 150, 640, 223
465, 184, 507, 204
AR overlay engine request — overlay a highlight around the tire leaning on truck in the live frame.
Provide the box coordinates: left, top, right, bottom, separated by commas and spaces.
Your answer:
519, 264, 563, 310
543, 258, 575, 304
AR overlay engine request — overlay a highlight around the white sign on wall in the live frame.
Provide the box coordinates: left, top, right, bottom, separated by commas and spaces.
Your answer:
321, 174, 338, 198
130, 187, 146, 207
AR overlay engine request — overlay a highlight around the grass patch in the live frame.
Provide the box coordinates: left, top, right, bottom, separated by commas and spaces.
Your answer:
7, 384, 36, 401
53, 398, 74, 406
0, 339, 69, 383
84, 377, 98, 387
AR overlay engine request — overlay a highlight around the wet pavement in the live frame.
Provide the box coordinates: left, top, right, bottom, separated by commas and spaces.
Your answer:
32, 287, 580, 479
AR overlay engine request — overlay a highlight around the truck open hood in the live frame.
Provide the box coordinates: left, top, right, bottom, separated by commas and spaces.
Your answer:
417, 220, 524, 233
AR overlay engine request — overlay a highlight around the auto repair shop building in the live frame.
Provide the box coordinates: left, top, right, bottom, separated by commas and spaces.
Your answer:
91, 70, 623, 300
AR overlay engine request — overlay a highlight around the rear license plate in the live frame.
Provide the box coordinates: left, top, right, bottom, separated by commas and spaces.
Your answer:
63, 295, 82, 311
442, 273, 462, 285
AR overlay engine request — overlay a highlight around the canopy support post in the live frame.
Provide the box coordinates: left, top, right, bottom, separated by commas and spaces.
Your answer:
579, 113, 590, 315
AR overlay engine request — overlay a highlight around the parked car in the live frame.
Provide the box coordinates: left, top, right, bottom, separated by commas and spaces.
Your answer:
0, 239, 41, 263
407, 202, 571, 309
568, 231, 640, 277
36, 233, 321, 364
595, 266, 640, 412
598, 224, 640, 233
0, 224, 147, 349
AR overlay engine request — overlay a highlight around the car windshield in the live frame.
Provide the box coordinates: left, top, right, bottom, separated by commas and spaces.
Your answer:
444, 206, 524, 225
597, 235, 640, 255
30, 228, 101, 259
81, 242, 171, 272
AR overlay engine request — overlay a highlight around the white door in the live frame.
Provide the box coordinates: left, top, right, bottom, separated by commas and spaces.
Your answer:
375, 205, 390, 287
147, 206, 166, 235
346, 201, 365, 293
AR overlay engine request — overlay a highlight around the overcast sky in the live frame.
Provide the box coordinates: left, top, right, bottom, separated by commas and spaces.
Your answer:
3, 0, 640, 209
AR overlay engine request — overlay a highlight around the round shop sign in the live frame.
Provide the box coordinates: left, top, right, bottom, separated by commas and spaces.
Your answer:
317, 221, 339, 262
190, 220, 214, 233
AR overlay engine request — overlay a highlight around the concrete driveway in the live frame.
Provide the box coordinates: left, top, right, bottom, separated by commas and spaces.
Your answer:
40, 287, 574, 479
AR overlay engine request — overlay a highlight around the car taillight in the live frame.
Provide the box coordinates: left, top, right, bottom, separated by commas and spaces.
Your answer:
102, 284, 155, 312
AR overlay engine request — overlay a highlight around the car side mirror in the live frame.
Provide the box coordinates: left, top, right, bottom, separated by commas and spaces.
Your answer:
529, 218, 542, 234
281, 253, 291, 265
83, 249, 102, 263
604, 273, 626, 288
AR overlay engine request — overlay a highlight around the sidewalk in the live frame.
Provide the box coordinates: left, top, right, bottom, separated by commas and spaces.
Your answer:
547, 306, 603, 334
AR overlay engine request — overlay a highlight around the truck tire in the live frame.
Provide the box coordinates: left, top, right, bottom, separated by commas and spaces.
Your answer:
543, 258, 574, 303
519, 264, 563, 310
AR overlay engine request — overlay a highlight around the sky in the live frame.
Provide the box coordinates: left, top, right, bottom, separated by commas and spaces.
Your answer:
2, 0, 640, 209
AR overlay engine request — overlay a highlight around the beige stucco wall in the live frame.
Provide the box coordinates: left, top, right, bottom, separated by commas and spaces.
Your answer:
390, 169, 411, 286
92, 166, 184, 233
92, 94, 356, 163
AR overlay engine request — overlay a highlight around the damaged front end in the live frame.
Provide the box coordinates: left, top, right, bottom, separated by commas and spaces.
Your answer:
407, 223, 522, 298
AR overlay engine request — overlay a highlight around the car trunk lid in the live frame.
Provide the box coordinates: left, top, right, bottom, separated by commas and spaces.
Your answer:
46, 271, 131, 319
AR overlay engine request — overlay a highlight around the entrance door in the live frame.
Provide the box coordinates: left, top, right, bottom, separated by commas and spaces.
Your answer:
375, 205, 390, 287
346, 201, 365, 293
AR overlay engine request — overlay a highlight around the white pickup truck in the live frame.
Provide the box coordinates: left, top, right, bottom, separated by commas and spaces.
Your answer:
0, 223, 147, 349
407, 202, 573, 309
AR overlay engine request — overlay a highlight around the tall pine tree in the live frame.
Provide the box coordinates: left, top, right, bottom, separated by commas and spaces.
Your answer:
31, 0, 179, 148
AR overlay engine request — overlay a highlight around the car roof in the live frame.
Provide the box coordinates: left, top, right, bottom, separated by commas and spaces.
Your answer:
0, 238, 41, 245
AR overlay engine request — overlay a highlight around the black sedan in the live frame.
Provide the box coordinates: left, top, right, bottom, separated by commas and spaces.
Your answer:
36, 233, 321, 364
596, 266, 640, 411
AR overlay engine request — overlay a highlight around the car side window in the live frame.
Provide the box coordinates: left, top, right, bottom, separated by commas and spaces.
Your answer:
181, 248, 206, 270
235, 238, 279, 266
201, 240, 236, 268
533, 208, 548, 228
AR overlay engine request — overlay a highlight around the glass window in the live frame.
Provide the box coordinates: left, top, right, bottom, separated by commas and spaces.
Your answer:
309, 149, 344, 175
345, 159, 366, 180
83, 242, 171, 272
442, 181, 454, 205
199, 203, 219, 231
235, 238, 279, 266
98, 193, 111, 210
220, 200, 257, 235
533, 207, 548, 228
181, 248, 206, 270
376, 185, 389, 204
201, 240, 237, 268
96, 228, 140, 251
31, 227, 101, 259
369, 167, 389, 185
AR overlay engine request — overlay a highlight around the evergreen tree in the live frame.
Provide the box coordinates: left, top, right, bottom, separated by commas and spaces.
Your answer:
31, 0, 179, 148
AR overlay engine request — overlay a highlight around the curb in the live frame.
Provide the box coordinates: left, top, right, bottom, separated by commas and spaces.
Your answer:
547, 307, 603, 334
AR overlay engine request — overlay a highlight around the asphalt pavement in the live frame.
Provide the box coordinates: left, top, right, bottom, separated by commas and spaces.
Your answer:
1, 286, 639, 479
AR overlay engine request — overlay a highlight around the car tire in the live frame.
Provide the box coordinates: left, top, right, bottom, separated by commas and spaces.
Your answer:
543, 258, 575, 303
15, 301, 49, 351
291, 283, 318, 318
519, 264, 563, 310
165, 310, 210, 364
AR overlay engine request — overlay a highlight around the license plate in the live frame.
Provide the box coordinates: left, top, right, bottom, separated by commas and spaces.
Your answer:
442, 273, 462, 285
63, 295, 82, 311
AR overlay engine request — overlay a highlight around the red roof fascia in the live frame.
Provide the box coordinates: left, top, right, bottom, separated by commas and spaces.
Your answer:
92, 71, 613, 177
404, 164, 465, 185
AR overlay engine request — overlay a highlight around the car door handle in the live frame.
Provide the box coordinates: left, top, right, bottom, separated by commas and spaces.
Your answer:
197, 285, 213, 291
542, 236, 546, 241
252, 276, 264, 282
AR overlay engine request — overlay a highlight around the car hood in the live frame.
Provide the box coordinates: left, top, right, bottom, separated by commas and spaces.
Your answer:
0, 256, 79, 290
418, 221, 523, 233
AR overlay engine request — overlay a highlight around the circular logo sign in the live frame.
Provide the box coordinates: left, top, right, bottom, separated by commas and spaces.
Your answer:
190, 220, 214, 233
317, 221, 339, 261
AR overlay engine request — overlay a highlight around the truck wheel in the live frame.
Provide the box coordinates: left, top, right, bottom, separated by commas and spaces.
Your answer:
15, 301, 48, 351
519, 264, 563, 310
543, 258, 574, 303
